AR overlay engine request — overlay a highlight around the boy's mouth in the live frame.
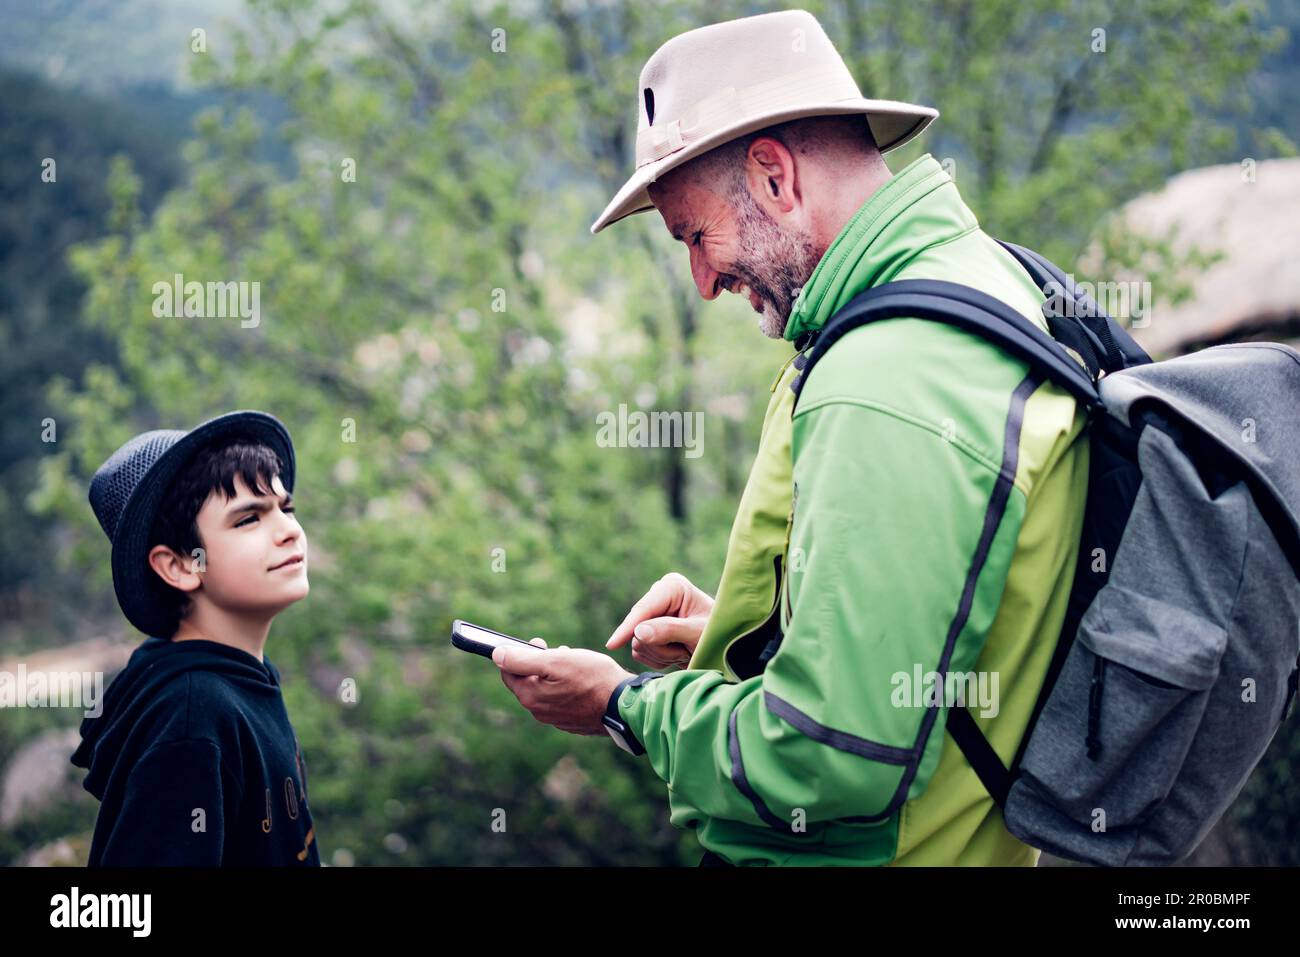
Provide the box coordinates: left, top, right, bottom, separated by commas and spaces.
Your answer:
268, 554, 304, 571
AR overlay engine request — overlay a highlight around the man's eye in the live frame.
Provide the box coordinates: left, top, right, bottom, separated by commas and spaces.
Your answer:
236, 515, 257, 528
283, 506, 296, 515
692, 230, 702, 247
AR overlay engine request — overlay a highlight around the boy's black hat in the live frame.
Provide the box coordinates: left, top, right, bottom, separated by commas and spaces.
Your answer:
88, 410, 296, 637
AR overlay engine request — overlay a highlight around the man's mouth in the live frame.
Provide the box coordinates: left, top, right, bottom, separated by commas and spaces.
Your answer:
269, 554, 304, 571
730, 280, 763, 313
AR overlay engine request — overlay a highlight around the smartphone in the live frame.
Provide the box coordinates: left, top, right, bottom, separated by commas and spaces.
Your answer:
450, 619, 538, 658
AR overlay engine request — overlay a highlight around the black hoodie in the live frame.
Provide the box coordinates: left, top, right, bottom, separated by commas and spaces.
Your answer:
71, 637, 320, 866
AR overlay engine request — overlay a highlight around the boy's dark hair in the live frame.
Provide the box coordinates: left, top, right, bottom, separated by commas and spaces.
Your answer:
147, 437, 286, 637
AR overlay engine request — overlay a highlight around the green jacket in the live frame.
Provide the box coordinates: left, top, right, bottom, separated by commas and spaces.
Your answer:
617, 153, 1090, 865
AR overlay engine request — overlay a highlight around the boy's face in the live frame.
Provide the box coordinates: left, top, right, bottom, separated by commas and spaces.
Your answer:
189, 472, 309, 616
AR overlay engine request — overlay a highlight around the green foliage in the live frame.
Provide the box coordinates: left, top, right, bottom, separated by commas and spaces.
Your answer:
0, 70, 185, 630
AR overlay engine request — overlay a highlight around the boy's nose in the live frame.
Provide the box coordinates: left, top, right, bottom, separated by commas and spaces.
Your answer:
274, 515, 299, 543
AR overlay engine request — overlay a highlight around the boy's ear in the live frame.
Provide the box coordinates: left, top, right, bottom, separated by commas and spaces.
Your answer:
147, 544, 203, 594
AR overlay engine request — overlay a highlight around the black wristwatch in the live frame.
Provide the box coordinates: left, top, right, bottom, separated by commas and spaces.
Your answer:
603, 672, 666, 755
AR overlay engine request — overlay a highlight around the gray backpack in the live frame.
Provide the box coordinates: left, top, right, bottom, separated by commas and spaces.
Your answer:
805, 241, 1300, 866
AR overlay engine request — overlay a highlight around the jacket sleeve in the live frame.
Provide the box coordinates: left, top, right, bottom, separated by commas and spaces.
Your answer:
99, 738, 236, 866
617, 393, 1026, 828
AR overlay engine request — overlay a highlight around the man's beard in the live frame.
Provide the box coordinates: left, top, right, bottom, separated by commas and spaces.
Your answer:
727, 187, 822, 339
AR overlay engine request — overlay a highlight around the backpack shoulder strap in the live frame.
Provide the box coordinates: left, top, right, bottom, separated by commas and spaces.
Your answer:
996, 240, 1153, 374
791, 278, 1104, 410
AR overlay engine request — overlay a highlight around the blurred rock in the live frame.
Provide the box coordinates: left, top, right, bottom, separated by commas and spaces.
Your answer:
541, 754, 589, 807
1, 727, 83, 828
1105, 157, 1300, 356
19, 833, 90, 867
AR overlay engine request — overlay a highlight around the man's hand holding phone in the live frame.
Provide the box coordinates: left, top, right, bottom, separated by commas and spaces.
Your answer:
489, 634, 632, 736
605, 572, 714, 669
453, 570, 715, 744
453, 621, 633, 736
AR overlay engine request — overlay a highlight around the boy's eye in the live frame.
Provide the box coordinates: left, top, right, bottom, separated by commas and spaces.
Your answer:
235, 515, 258, 528
692, 230, 702, 247
283, 505, 295, 514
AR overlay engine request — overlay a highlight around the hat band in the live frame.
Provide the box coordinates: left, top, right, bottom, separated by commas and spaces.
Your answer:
634, 62, 862, 169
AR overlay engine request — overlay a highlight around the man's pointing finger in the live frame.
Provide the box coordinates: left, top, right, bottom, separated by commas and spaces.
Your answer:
607, 577, 677, 649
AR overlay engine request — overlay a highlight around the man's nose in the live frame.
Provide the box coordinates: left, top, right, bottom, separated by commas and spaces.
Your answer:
689, 246, 722, 300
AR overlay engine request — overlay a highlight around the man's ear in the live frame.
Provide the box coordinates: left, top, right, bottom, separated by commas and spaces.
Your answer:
745, 136, 800, 217
148, 544, 203, 594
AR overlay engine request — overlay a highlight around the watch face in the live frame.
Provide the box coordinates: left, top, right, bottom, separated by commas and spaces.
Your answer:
605, 724, 635, 753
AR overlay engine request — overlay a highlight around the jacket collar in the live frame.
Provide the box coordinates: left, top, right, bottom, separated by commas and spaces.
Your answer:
784, 153, 979, 344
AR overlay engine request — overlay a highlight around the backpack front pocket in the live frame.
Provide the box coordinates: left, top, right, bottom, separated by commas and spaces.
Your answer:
1016, 587, 1226, 831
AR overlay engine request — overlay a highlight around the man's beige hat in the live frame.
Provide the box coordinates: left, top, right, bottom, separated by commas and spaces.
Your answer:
590, 8, 938, 234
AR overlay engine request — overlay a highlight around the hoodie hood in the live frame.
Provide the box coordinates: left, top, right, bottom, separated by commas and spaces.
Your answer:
71, 637, 281, 799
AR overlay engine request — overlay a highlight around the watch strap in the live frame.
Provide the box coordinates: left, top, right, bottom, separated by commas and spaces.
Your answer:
604, 671, 666, 755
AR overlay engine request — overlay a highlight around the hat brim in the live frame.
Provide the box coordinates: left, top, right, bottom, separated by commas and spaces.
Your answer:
590, 99, 938, 234
111, 410, 297, 638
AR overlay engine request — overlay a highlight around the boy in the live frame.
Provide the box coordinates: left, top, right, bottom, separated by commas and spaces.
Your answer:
72, 410, 320, 866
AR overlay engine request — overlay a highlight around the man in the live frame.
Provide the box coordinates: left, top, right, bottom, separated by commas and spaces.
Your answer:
492, 8, 1090, 866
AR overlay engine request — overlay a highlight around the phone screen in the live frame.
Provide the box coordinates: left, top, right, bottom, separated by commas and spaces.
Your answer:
456, 621, 528, 650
